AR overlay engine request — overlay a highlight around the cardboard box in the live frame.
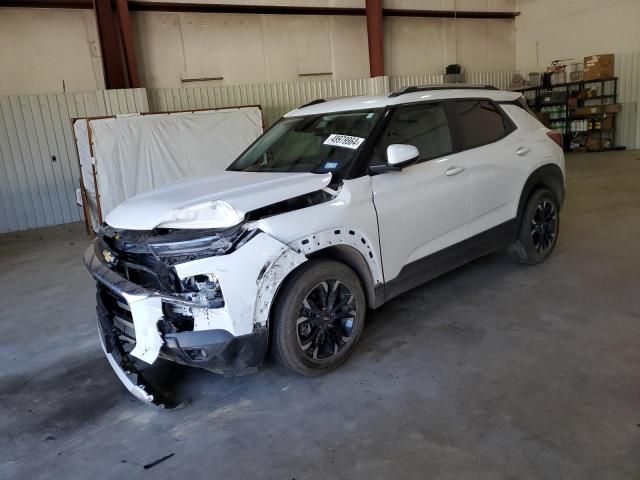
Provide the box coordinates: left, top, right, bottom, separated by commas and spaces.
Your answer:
586, 136, 601, 151
601, 115, 614, 130
584, 54, 614, 81
573, 104, 620, 116
579, 88, 598, 100
604, 103, 621, 113
573, 106, 603, 116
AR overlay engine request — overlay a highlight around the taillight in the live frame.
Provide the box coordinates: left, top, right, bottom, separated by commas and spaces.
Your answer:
547, 131, 563, 148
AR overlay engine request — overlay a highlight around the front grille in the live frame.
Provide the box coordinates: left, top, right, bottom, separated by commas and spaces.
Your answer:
99, 286, 136, 348
116, 259, 167, 292
97, 235, 179, 293
113, 315, 136, 343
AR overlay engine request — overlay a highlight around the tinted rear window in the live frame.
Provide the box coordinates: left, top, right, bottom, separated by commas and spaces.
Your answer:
452, 100, 508, 150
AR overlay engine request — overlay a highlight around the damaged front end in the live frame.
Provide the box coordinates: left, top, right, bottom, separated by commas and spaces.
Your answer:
84, 224, 306, 408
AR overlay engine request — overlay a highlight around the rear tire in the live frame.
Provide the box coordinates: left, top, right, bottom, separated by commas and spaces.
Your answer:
271, 259, 366, 376
509, 188, 560, 265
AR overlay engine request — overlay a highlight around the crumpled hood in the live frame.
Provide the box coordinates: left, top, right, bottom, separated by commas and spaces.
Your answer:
105, 171, 332, 230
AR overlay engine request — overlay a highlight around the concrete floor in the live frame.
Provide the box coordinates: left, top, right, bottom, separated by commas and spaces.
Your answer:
1, 151, 639, 479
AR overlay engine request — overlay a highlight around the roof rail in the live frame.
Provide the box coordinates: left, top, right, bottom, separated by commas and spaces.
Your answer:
389, 84, 498, 98
298, 98, 326, 108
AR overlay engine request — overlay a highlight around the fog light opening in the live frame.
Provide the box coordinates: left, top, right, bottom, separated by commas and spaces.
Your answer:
183, 274, 225, 309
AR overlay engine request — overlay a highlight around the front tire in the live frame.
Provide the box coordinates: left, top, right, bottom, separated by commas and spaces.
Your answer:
509, 188, 560, 264
271, 259, 366, 376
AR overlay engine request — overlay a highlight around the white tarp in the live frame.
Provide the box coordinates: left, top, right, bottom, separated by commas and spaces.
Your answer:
74, 106, 263, 230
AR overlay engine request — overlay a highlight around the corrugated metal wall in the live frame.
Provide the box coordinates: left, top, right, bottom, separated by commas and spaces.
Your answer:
0, 89, 148, 233
148, 72, 518, 128
465, 71, 515, 90
389, 73, 444, 90
615, 51, 640, 149
148, 78, 373, 127
389, 71, 516, 91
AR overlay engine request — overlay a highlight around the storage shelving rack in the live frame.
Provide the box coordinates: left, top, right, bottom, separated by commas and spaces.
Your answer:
515, 77, 618, 152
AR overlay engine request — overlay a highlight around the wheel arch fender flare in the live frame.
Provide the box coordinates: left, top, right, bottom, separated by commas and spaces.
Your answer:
305, 244, 384, 310
288, 227, 384, 309
517, 163, 565, 226
259, 228, 384, 334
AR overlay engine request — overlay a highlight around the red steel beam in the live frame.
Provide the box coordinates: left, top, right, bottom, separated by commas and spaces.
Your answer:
115, 0, 140, 87
92, 0, 128, 89
365, 0, 384, 77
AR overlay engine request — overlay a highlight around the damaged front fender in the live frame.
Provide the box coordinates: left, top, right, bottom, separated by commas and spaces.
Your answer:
173, 232, 307, 334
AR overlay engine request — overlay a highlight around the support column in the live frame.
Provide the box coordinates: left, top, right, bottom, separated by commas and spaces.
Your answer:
93, 0, 127, 89
365, 0, 384, 78
115, 0, 140, 88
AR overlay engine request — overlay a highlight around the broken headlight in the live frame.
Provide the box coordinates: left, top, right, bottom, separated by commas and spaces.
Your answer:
182, 274, 225, 309
149, 235, 234, 265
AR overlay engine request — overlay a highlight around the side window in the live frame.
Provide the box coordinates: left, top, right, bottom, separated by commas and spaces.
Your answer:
451, 100, 509, 150
372, 102, 452, 165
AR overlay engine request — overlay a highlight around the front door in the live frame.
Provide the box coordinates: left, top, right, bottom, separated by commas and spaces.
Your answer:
370, 102, 471, 291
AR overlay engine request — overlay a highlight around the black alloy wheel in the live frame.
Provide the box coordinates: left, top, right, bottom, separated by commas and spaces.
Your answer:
296, 280, 357, 361
530, 198, 557, 253
271, 259, 366, 376
509, 187, 560, 265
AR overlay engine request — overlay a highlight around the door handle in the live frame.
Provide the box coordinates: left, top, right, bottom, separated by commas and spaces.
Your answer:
515, 146, 531, 156
445, 166, 465, 176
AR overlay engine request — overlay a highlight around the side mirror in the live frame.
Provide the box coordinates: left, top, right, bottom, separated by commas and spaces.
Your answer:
368, 143, 420, 175
387, 144, 419, 168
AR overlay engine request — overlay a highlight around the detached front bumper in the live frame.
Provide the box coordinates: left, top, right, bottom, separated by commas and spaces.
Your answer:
84, 246, 269, 406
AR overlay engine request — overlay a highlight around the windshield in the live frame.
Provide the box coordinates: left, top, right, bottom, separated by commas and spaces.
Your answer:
227, 109, 382, 177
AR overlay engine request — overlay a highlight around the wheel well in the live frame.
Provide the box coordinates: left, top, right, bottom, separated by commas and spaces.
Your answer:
264, 245, 381, 351
517, 164, 565, 227
267, 244, 379, 327
306, 245, 380, 309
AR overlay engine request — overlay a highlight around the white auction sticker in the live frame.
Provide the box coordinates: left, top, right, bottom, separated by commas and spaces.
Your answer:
323, 134, 365, 150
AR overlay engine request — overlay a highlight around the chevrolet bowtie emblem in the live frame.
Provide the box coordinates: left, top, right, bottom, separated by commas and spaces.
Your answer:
102, 249, 117, 265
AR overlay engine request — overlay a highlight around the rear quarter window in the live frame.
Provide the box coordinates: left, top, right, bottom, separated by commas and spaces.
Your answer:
451, 100, 512, 150
514, 96, 537, 117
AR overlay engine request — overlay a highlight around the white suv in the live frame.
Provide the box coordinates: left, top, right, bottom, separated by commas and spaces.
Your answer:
85, 85, 565, 407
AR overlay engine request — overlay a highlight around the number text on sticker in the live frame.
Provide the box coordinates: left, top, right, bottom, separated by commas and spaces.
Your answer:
323, 134, 365, 150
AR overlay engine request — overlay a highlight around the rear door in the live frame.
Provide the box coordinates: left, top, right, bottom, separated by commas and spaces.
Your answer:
370, 102, 471, 286
448, 99, 527, 235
